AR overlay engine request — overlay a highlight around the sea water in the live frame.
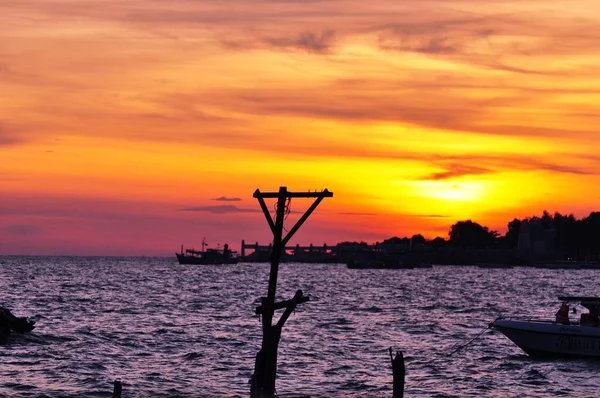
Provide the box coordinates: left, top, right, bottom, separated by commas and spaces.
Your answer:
1, 256, 599, 397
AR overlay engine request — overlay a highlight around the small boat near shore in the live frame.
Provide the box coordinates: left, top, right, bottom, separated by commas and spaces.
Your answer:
0, 307, 36, 342
346, 259, 430, 269
534, 260, 600, 269
492, 296, 600, 358
176, 239, 239, 265
476, 262, 513, 269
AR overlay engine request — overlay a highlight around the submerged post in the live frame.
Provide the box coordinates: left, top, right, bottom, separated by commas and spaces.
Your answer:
250, 186, 333, 398
112, 380, 122, 398
389, 348, 405, 398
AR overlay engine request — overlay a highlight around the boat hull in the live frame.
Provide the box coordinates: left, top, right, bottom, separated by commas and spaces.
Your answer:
493, 319, 600, 358
175, 253, 239, 265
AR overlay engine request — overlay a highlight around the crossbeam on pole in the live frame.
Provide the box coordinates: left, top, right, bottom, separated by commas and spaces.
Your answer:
253, 189, 333, 199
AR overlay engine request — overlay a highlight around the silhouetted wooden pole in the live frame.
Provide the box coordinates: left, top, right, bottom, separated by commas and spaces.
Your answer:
112, 380, 122, 398
389, 348, 405, 398
250, 187, 332, 398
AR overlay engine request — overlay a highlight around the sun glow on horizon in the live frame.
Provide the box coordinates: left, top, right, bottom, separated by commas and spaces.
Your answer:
412, 181, 486, 202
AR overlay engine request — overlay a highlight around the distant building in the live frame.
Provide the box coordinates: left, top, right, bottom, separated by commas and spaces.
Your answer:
518, 220, 531, 259
531, 219, 546, 257
517, 219, 556, 263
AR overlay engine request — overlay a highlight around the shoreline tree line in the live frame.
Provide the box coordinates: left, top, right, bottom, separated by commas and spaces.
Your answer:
343, 211, 600, 260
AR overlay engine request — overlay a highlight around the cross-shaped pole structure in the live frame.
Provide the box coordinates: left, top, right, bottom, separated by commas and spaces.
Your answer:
250, 186, 333, 398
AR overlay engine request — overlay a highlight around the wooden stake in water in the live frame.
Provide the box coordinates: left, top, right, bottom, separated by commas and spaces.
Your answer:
250, 186, 333, 398
389, 348, 405, 398
112, 380, 122, 398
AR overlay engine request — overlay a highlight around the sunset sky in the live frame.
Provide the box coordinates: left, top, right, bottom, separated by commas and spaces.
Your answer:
2, 0, 600, 255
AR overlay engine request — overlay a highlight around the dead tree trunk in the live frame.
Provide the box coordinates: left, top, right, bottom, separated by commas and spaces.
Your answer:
250, 186, 332, 398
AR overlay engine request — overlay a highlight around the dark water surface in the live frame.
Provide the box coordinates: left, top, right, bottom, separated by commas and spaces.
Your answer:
1, 257, 599, 397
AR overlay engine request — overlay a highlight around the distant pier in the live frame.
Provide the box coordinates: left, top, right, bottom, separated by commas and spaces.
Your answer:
239, 239, 600, 268
240, 240, 340, 263
239, 239, 418, 265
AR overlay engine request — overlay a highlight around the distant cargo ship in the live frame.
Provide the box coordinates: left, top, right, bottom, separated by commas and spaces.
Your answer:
175, 239, 239, 265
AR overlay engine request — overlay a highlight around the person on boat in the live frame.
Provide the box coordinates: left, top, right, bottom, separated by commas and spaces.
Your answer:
555, 303, 570, 324
590, 307, 600, 326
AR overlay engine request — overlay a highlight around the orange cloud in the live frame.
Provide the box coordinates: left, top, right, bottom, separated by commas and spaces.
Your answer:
2, 0, 600, 254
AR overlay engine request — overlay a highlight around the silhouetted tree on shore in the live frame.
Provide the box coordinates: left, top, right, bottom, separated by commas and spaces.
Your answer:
499, 210, 600, 260
337, 209, 600, 262
411, 234, 426, 246
429, 237, 447, 248
448, 220, 498, 248
382, 236, 410, 246
503, 218, 521, 248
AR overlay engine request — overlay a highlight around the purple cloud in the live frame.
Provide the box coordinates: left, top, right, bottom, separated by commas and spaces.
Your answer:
178, 205, 261, 214
213, 196, 242, 202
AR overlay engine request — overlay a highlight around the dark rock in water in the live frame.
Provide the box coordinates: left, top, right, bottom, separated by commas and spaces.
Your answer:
0, 307, 36, 341
0, 323, 9, 342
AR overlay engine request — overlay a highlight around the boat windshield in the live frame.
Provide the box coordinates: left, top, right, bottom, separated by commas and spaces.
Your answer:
558, 296, 600, 312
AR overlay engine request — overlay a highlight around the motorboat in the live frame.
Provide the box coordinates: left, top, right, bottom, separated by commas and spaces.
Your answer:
492, 296, 600, 358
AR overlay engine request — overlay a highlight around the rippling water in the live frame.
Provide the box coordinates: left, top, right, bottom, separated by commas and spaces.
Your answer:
1, 256, 600, 397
